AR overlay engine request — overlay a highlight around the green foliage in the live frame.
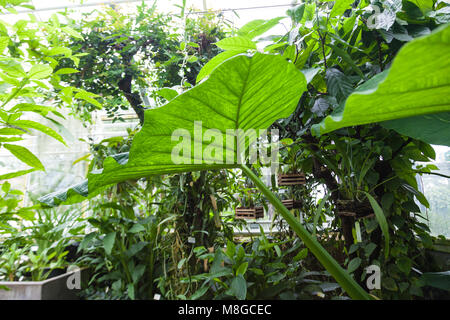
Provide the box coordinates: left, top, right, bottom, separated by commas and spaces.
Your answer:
196, 17, 282, 83
189, 231, 342, 300
313, 25, 450, 145
0, 1, 99, 176
76, 212, 164, 300
57, 4, 227, 123
2, 0, 449, 301
0, 206, 86, 281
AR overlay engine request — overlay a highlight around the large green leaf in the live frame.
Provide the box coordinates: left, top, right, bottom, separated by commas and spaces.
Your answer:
382, 112, 450, 146
39, 53, 306, 206
103, 232, 116, 256
312, 24, 450, 144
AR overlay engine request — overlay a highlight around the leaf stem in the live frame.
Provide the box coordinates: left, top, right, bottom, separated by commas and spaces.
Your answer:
240, 164, 372, 300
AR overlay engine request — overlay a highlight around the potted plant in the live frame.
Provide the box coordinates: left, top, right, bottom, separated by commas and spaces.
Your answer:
0, 242, 87, 300
0, 187, 88, 300
235, 188, 265, 220
274, 187, 302, 211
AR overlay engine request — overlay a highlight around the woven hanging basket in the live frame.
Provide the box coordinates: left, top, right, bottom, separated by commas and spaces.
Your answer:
277, 172, 306, 186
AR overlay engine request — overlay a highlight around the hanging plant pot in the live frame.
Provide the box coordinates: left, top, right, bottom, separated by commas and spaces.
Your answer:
277, 172, 306, 186
281, 199, 302, 210
235, 206, 264, 219
336, 199, 375, 219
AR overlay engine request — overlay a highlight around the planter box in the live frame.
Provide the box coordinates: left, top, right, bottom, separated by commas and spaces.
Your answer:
0, 268, 88, 300
277, 173, 306, 186
235, 206, 264, 219
281, 199, 302, 210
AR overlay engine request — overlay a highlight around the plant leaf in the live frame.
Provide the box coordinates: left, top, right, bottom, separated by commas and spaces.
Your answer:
11, 120, 67, 146
0, 168, 37, 180
382, 112, 450, 146
191, 286, 208, 300
363, 192, 390, 259
28, 64, 53, 79
215, 36, 256, 51
230, 275, 247, 300
325, 68, 354, 103
237, 17, 284, 40
62, 26, 83, 39
293, 248, 308, 261
196, 50, 244, 83
328, 44, 364, 78
420, 271, 450, 291
128, 224, 146, 233
330, 0, 354, 18
3, 144, 44, 170
103, 232, 116, 255
347, 257, 362, 273
156, 88, 178, 101
236, 262, 248, 276
54, 68, 79, 75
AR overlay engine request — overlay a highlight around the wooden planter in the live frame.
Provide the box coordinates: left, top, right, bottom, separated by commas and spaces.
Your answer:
336, 199, 374, 219
0, 268, 88, 300
277, 172, 306, 186
281, 199, 302, 210
235, 206, 264, 219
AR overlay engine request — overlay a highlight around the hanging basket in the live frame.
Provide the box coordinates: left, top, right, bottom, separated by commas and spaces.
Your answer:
277, 172, 306, 186
336, 199, 375, 219
235, 206, 264, 219
281, 199, 302, 210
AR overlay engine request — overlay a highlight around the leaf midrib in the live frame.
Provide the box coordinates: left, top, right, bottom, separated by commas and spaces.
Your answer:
235, 57, 253, 131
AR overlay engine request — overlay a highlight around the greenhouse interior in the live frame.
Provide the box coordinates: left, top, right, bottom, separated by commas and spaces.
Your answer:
0, 0, 449, 303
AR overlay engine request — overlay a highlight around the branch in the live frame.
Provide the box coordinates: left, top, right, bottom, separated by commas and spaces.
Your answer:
415, 171, 450, 179
118, 74, 145, 125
